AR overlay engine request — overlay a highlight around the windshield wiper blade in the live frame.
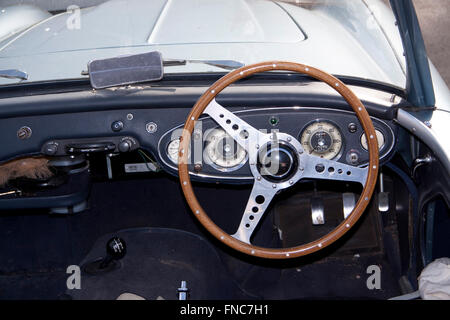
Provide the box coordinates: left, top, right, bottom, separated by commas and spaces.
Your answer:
0, 69, 28, 80
163, 59, 244, 70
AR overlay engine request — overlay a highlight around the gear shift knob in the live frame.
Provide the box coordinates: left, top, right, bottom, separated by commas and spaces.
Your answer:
107, 237, 126, 259
83, 237, 127, 274
100, 237, 127, 269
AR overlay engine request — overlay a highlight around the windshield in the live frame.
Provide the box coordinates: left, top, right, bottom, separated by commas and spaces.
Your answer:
0, 0, 406, 87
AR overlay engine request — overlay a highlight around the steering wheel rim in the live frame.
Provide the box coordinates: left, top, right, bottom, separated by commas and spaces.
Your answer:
178, 61, 379, 259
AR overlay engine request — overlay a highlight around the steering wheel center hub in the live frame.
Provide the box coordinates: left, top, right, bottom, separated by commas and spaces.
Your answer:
257, 141, 298, 182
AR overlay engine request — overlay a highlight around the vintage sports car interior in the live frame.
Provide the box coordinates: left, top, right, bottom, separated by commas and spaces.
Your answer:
0, 0, 449, 300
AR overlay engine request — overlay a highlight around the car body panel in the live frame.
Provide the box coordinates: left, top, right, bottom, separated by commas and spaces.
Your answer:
0, 0, 404, 87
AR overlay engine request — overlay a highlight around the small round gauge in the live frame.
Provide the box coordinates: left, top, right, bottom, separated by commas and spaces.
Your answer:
361, 129, 385, 151
300, 121, 343, 159
204, 128, 247, 171
167, 138, 190, 164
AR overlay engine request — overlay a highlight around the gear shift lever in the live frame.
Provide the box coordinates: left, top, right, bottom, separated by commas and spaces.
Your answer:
83, 237, 127, 274
100, 237, 127, 269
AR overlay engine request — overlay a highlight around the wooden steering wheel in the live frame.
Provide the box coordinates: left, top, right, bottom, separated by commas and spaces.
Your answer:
178, 61, 379, 259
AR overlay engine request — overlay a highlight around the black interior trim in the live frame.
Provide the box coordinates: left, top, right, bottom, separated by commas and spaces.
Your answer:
0, 87, 397, 121
0, 73, 406, 99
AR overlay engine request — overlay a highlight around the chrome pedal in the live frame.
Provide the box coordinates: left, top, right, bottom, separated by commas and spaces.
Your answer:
378, 172, 390, 213
342, 192, 356, 219
311, 197, 325, 225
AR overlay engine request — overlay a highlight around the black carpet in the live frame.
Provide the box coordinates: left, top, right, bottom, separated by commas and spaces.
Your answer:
68, 228, 251, 300
0, 176, 403, 300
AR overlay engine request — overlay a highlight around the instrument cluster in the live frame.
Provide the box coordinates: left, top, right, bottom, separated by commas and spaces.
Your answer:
158, 107, 395, 182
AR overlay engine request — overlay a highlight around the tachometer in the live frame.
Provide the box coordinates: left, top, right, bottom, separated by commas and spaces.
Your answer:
204, 128, 247, 171
300, 121, 343, 159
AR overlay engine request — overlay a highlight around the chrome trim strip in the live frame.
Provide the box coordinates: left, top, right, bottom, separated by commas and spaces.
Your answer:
0, 69, 28, 80
396, 109, 450, 175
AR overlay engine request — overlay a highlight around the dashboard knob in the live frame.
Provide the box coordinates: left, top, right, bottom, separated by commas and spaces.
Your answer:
111, 120, 124, 132
348, 123, 358, 133
44, 142, 58, 155
118, 139, 133, 152
347, 151, 360, 165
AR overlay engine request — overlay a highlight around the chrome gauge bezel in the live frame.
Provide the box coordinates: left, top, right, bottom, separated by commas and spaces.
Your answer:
203, 128, 248, 172
299, 119, 344, 160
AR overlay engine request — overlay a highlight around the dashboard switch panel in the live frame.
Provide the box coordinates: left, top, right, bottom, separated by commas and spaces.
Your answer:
41, 136, 140, 156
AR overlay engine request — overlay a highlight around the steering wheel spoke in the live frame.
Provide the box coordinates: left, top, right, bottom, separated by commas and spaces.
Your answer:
302, 155, 369, 185
204, 99, 268, 155
232, 181, 278, 244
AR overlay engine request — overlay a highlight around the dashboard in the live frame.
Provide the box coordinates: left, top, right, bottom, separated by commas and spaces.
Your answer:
0, 80, 400, 192
0, 80, 401, 211
0, 105, 396, 185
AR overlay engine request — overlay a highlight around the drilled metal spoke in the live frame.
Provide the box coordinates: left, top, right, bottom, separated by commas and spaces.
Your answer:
302, 155, 369, 185
231, 181, 278, 244
204, 99, 269, 155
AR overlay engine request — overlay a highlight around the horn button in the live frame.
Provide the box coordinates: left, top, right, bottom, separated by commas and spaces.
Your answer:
257, 142, 299, 182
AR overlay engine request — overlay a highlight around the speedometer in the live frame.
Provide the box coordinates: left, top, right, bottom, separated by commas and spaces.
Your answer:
203, 128, 247, 171
300, 121, 343, 159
